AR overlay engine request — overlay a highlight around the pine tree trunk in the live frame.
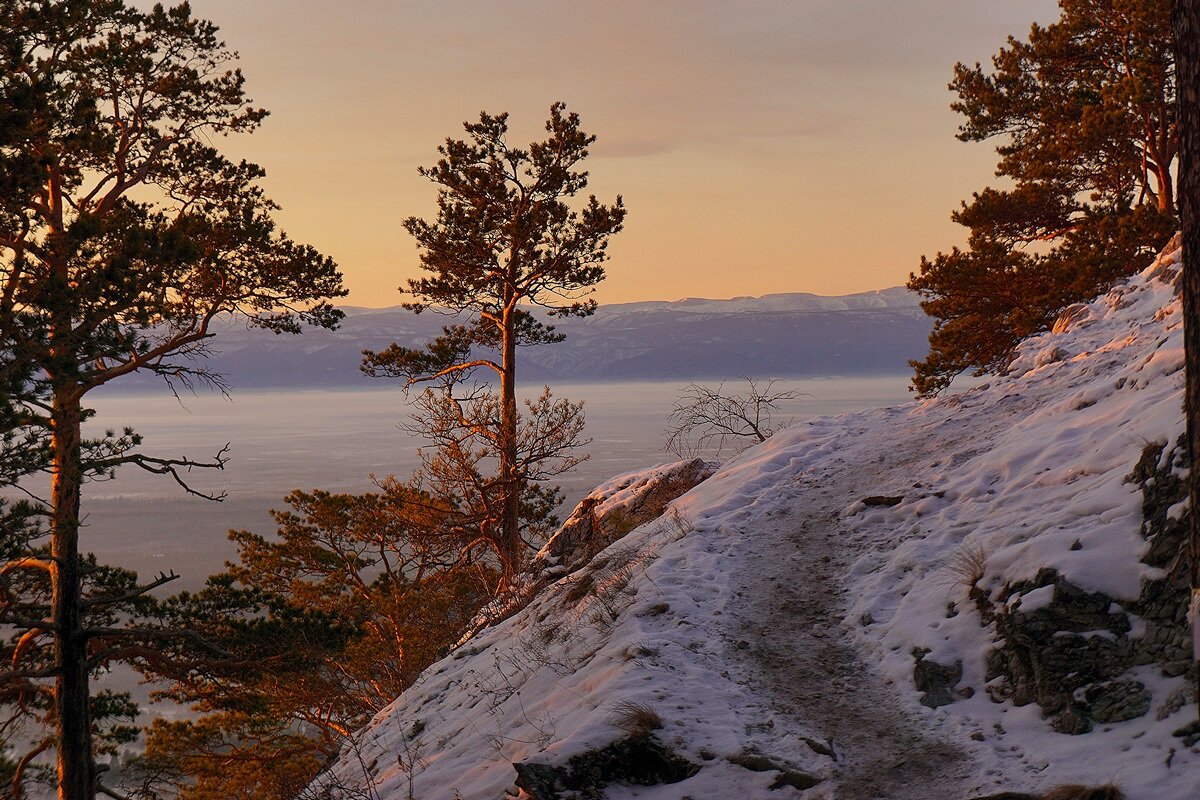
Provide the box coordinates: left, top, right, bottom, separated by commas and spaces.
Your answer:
499, 306, 521, 583
50, 385, 94, 799
1172, 0, 1200, 716
1160, 165, 1176, 214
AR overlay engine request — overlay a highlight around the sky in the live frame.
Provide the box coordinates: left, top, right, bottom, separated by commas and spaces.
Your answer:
184, 0, 1060, 307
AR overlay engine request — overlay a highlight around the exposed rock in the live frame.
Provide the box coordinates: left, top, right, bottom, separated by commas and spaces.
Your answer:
799, 736, 836, 758
1126, 437, 1191, 668
1128, 437, 1188, 570
1083, 680, 1151, 723
460, 459, 717, 643
1173, 719, 1200, 747
1145, 231, 1183, 285
1033, 345, 1068, 367
513, 762, 564, 799
513, 734, 699, 799
1157, 684, 1190, 720
966, 788, 1125, 800
986, 570, 1133, 713
1162, 660, 1191, 678
770, 770, 822, 791
534, 458, 717, 577
978, 438, 1192, 733
912, 647, 962, 708
861, 494, 904, 507
1049, 705, 1093, 735
1051, 303, 1092, 335
726, 752, 821, 791
1042, 786, 1125, 800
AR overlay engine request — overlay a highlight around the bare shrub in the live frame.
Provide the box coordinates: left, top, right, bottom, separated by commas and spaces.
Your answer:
588, 545, 649, 624
665, 378, 804, 458
658, 508, 695, 541
298, 734, 382, 800
562, 571, 597, 605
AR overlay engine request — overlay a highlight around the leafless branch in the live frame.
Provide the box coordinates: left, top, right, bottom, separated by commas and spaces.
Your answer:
94, 446, 231, 500
665, 377, 806, 459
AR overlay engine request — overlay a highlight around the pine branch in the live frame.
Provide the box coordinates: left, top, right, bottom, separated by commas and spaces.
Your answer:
83, 571, 180, 608
83, 626, 230, 658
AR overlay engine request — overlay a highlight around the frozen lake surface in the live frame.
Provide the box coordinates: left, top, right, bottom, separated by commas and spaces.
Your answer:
70, 377, 916, 587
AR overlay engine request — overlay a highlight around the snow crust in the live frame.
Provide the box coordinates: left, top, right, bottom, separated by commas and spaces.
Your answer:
321, 239, 1197, 799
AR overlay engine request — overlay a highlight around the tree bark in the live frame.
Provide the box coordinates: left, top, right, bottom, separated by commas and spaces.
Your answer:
1173, 0, 1200, 715
499, 304, 521, 583
50, 385, 94, 800
1159, 162, 1176, 214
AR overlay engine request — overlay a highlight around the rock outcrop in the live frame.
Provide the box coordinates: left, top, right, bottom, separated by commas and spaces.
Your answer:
977, 437, 1191, 733
459, 458, 717, 643
531, 457, 717, 579
512, 734, 699, 799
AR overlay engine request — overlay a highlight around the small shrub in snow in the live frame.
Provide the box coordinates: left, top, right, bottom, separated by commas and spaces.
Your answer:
943, 542, 988, 599
608, 700, 664, 738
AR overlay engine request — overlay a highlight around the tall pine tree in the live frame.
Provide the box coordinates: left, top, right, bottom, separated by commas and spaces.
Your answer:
0, 3, 345, 797
364, 103, 625, 584
910, 0, 1177, 394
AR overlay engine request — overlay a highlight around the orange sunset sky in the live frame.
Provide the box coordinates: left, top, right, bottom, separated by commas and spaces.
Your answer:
182, 0, 1058, 307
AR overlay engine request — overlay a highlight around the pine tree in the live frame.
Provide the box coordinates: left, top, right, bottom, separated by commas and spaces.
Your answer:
909, 0, 1178, 395
363, 103, 625, 584
0, 3, 345, 797
128, 483, 495, 800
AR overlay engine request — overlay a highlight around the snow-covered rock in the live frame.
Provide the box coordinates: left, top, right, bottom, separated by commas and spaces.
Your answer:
317, 237, 1197, 800
532, 458, 717, 578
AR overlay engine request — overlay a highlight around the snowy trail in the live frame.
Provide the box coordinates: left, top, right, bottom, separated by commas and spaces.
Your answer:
726, 392, 1040, 799
732, 508, 970, 799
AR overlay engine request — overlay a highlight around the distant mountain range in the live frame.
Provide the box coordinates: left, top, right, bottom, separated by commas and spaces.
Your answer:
147, 287, 931, 389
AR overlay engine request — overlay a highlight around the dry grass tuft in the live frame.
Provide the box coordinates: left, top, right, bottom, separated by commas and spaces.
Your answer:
658, 507, 695, 541
608, 700, 663, 738
944, 541, 988, 592
562, 571, 596, 605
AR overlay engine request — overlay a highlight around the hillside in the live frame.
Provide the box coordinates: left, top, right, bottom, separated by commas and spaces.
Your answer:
165, 288, 927, 389
314, 238, 1197, 799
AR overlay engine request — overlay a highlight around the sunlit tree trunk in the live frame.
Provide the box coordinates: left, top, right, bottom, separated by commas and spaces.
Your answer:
1172, 0, 1200, 715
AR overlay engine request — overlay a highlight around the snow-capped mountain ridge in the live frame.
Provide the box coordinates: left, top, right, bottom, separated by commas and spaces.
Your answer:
126, 287, 928, 388
338, 285, 920, 318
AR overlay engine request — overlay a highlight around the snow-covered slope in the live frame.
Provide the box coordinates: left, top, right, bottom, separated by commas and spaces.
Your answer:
319, 238, 1197, 799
